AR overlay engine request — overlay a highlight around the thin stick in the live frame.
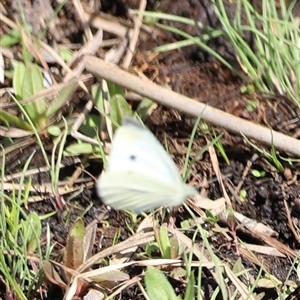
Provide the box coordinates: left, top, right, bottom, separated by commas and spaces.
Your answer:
84, 56, 300, 157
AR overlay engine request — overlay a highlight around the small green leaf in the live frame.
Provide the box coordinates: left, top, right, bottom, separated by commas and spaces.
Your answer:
59, 48, 73, 63
22, 64, 44, 97
63, 218, 85, 277
0, 29, 22, 47
24, 212, 42, 254
12, 61, 26, 99
232, 258, 245, 274
246, 99, 258, 112
22, 64, 46, 116
251, 169, 266, 178
183, 271, 195, 300
169, 235, 180, 259
171, 267, 186, 280
46, 80, 77, 118
110, 94, 133, 128
145, 242, 160, 257
0, 109, 32, 131
205, 210, 218, 223
64, 142, 101, 156
180, 220, 191, 230
157, 225, 171, 258
145, 266, 178, 300
92, 83, 104, 112
239, 189, 247, 202
48, 125, 62, 136
136, 97, 155, 120
107, 82, 125, 96
83, 114, 101, 128
79, 114, 101, 138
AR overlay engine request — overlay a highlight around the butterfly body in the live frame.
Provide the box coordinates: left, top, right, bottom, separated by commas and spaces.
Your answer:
97, 117, 196, 213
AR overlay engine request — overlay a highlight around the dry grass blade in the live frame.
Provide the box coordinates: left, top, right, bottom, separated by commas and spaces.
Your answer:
208, 141, 232, 206
21, 29, 50, 73
3, 158, 81, 182
190, 195, 226, 215
2, 180, 94, 203
224, 265, 256, 300
240, 244, 285, 258
122, 0, 147, 68
234, 211, 278, 237
77, 231, 156, 273
0, 126, 33, 138
283, 197, 300, 244
66, 259, 190, 300
72, 0, 93, 42
254, 232, 299, 259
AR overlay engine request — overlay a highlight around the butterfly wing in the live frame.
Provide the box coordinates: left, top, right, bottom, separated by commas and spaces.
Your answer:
107, 117, 183, 186
98, 171, 196, 213
97, 117, 197, 213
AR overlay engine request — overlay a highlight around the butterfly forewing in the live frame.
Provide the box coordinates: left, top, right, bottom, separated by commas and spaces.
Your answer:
107, 118, 183, 185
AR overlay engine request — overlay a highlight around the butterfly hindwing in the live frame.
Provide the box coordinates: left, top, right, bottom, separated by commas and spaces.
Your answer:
98, 171, 188, 213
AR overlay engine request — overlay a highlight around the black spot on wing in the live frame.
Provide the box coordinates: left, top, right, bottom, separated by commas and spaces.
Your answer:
129, 154, 136, 161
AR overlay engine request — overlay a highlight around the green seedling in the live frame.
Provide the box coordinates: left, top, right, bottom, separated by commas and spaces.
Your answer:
205, 209, 219, 224
112, 228, 122, 246
246, 99, 258, 112
144, 225, 183, 260
251, 169, 266, 178
0, 148, 53, 299
239, 189, 247, 202
242, 133, 285, 172
145, 266, 180, 300
145, 266, 195, 300
1, 61, 78, 137
0, 28, 23, 47
153, 225, 184, 259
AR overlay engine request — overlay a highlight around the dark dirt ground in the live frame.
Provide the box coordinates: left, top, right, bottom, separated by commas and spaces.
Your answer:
1, 0, 300, 299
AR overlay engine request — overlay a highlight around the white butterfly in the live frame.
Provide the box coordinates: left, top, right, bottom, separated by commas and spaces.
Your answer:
97, 116, 197, 213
